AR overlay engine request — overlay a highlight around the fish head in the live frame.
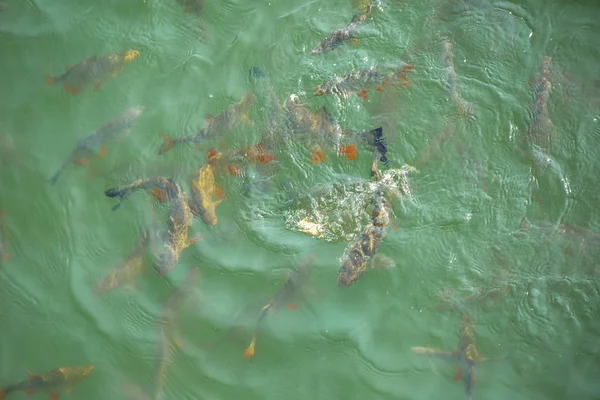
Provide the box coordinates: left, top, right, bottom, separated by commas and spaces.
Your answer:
124, 50, 140, 62
310, 45, 324, 56
157, 247, 179, 276
313, 84, 330, 97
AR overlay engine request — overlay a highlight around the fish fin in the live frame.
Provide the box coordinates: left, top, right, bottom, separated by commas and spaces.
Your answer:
372, 254, 396, 270
339, 144, 357, 160
158, 134, 174, 155
350, 38, 360, 47
376, 80, 388, 92
151, 187, 169, 203
214, 186, 225, 199
187, 234, 204, 246
454, 366, 463, 381
309, 146, 326, 164
285, 302, 296, 311
44, 76, 54, 85
206, 148, 219, 161
93, 81, 102, 91
64, 84, 79, 95
98, 144, 107, 159
357, 89, 368, 101
74, 158, 88, 167
25, 390, 35, 396
243, 336, 256, 359
3, 253, 9, 261
49, 392, 59, 400
228, 164, 241, 176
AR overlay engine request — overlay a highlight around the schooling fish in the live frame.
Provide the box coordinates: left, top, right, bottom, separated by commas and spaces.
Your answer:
411, 315, 502, 400
310, 9, 370, 56
189, 149, 226, 226
243, 253, 315, 360
50, 106, 144, 185
45, 50, 140, 95
442, 38, 474, 116
105, 177, 202, 275
314, 63, 414, 100
0, 365, 94, 400
154, 268, 200, 400
0, 210, 9, 264
158, 92, 255, 155
92, 227, 158, 295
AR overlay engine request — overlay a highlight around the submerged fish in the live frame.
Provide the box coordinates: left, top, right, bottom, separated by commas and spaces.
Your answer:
0, 365, 94, 400
442, 38, 473, 116
105, 177, 201, 275
158, 92, 255, 155
243, 253, 315, 360
92, 228, 157, 295
0, 210, 9, 264
411, 315, 502, 400
45, 50, 140, 95
310, 10, 369, 56
189, 149, 226, 226
523, 56, 553, 152
176, 0, 205, 15
50, 106, 144, 185
313, 63, 414, 100
154, 268, 200, 400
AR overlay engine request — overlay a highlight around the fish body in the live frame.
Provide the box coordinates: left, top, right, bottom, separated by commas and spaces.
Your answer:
159, 92, 255, 155
311, 12, 368, 56
442, 39, 473, 116
189, 150, 224, 226
50, 106, 144, 184
104, 177, 199, 275
526, 56, 553, 151
45, 50, 139, 95
243, 254, 315, 359
313, 63, 414, 99
92, 228, 156, 295
0, 365, 94, 400
154, 268, 200, 399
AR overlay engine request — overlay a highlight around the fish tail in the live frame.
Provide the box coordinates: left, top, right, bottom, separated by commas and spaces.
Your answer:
158, 134, 175, 155
243, 334, 256, 359
44, 75, 54, 85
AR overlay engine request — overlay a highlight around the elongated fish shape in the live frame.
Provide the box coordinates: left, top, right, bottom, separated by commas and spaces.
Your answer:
189, 149, 225, 226
154, 268, 200, 399
158, 92, 255, 155
45, 50, 139, 95
311, 11, 369, 56
50, 106, 144, 185
442, 38, 473, 116
0, 365, 94, 400
243, 254, 315, 360
313, 63, 414, 100
525, 56, 553, 151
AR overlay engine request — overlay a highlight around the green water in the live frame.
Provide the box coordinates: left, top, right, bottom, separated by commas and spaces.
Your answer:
1, 0, 600, 399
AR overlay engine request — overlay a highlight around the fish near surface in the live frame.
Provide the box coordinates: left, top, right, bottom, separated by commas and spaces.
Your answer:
310, 10, 369, 56
45, 50, 140, 95
189, 149, 225, 226
50, 106, 144, 185
0, 365, 94, 400
105, 177, 201, 275
314, 63, 414, 100
243, 253, 315, 360
154, 268, 200, 399
158, 92, 255, 155
524, 56, 553, 152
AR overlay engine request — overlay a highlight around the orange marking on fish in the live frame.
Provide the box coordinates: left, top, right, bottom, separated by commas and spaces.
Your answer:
391, 221, 399, 232
357, 89, 368, 101
310, 150, 326, 164
207, 148, 219, 160
64, 84, 79, 96
151, 188, 169, 203
74, 158, 88, 167
454, 366, 463, 381
340, 144, 357, 161
286, 302, 296, 311
243, 340, 256, 359
214, 186, 225, 199
99, 144, 107, 160
256, 151, 275, 164
93, 81, 103, 91
228, 164, 241, 176
44, 76, 54, 85
158, 134, 174, 155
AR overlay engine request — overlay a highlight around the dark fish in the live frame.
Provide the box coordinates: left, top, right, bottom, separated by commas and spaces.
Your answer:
50, 106, 144, 185
442, 38, 473, 116
105, 177, 201, 275
45, 50, 140, 95
310, 11, 369, 56
0, 365, 94, 400
158, 92, 255, 155
411, 315, 504, 400
313, 63, 414, 100
243, 254, 315, 359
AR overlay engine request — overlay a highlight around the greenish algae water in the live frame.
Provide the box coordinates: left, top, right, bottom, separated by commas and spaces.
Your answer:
1, 0, 600, 399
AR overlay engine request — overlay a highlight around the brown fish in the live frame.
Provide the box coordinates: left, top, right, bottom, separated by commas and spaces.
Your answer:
411, 315, 502, 400
158, 92, 255, 155
243, 254, 315, 360
313, 63, 414, 101
310, 10, 369, 56
0, 365, 94, 400
104, 177, 202, 275
45, 50, 139, 95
